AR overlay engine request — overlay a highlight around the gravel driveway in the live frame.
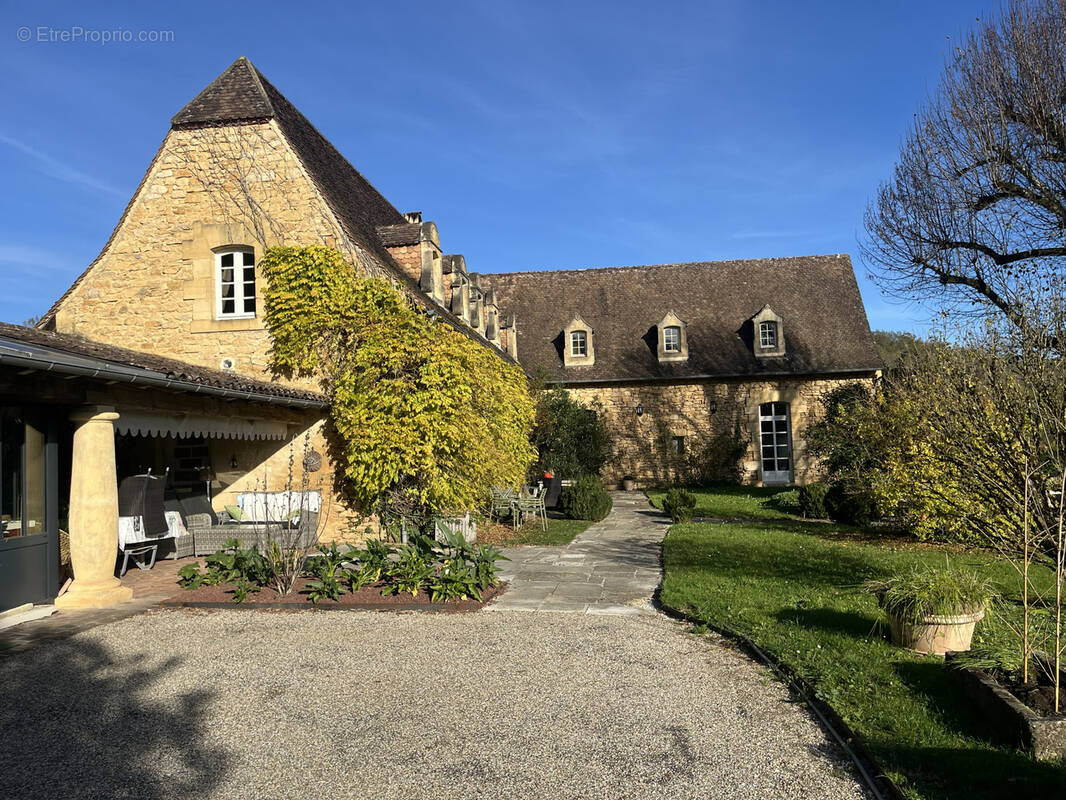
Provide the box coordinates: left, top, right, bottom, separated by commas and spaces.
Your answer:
0, 610, 866, 800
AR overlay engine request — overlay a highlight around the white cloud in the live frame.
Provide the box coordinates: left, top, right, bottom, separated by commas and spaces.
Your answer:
0, 133, 125, 198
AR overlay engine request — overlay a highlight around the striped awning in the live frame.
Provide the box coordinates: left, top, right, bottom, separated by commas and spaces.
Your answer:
114, 411, 289, 440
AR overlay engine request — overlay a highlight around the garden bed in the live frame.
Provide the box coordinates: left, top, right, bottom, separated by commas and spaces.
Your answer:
163, 578, 506, 613
948, 653, 1066, 760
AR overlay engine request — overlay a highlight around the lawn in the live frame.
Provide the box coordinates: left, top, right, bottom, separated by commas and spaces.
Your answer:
646, 484, 803, 520
477, 517, 592, 547
661, 513, 1066, 800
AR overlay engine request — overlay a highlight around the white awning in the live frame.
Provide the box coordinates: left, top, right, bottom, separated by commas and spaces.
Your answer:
115, 411, 289, 440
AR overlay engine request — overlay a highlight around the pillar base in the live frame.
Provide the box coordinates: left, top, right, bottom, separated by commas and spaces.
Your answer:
55, 578, 133, 610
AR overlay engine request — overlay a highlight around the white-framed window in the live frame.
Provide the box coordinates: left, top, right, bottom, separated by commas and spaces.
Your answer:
759, 321, 778, 349
216, 248, 256, 318
759, 402, 791, 484
663, 325, 681, 352
570, 330, 588, 357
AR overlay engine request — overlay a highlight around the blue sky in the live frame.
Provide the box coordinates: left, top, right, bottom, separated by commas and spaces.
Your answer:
0, 1, 995, 331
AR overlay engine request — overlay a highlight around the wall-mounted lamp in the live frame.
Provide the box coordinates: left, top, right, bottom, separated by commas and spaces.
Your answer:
230, 454, 239, 470
709, 400, 718, 413
636, 403, 644, 417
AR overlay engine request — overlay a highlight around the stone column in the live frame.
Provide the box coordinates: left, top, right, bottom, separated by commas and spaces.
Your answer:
55, 406, 133, 609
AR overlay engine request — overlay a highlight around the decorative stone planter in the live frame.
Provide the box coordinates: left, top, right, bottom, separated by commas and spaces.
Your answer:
948, 653, 1066, 761
621, 477, 636, 492
886, 608, 984, 655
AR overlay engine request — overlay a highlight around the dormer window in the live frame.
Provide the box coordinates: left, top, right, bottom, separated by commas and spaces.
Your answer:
663, 326, 681, 353
562, 315, 595, 366
752, 305, 785, 358
216, 248, 256, 318
759, 321, 778, 349
656, 312, 688, 362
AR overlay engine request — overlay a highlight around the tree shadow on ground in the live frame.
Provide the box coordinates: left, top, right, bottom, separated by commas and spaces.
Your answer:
0, 636, 228, 800
774, 606, 878, 639
875, 743, 1066, 800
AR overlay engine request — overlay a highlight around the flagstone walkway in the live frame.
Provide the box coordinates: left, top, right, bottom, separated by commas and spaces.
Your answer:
489, 491, 667, 614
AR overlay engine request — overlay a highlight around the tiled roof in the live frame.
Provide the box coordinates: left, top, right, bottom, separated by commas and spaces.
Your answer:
0, 322, 327, 405
483, 255, 882, 383
376, 223, 423, 247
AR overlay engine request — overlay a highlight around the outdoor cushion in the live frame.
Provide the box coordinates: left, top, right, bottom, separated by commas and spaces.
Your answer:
224, 504, 245, 522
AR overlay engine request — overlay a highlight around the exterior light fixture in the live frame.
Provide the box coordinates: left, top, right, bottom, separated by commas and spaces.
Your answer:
709, 400, 718, 413
636, 403, 644, 417
230, 454, 239, 470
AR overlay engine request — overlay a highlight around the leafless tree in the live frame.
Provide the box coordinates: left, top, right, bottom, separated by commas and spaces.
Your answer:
865, 0, 1066, 347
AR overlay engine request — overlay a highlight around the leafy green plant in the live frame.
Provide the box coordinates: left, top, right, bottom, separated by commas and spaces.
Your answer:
470, 543, 506, 590
684, 430, 746, 485
825, 481, 877, 526
382, 545, 434, 597
179, 539, 276, 600
662, 488, 696, 523
428, 557, 479, 602
260, 245, 536, 517
304, 541, 350, 604
865, 563, 996, 625
798, 482, 830, 518
177, 562, 207, 589
561, 476, 612, 521
531, 386, 612, 479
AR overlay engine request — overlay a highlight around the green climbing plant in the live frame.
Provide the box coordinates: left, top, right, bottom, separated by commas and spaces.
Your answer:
261, 245, 536, 516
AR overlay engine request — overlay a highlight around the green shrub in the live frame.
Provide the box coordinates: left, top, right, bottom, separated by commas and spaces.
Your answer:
798, 483, 830, 518
562, 476, 613, 521
531, 386, 612, 479
826, 482, 877, 526
662, 488, 697, 523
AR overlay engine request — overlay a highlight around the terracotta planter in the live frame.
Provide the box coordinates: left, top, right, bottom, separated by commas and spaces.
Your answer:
886, 608, 985, 655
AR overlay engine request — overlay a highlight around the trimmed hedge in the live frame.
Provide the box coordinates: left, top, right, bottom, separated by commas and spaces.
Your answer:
561, 476, 613, 522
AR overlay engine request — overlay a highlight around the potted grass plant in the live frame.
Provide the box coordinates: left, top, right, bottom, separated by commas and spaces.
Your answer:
866, 563, 995, 655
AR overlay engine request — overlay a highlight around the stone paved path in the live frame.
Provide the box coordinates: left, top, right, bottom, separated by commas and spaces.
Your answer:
488, 491, 667, 614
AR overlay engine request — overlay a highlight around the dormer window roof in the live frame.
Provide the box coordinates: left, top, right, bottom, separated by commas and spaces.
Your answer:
562, 315, 595, 367
752, 305, 785, 358
656, 312, 688, 362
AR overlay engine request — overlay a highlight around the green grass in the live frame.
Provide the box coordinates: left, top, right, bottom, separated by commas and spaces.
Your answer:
662, 515, 1066, 800
498, 517, 593, 547
647, 484, 802, 520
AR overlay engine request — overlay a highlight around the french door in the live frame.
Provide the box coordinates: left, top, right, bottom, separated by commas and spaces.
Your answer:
759, 402, 792, 484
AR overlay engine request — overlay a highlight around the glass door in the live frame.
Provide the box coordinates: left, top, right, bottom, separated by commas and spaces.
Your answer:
0, 408, 58, 609
759, 402, 792, 485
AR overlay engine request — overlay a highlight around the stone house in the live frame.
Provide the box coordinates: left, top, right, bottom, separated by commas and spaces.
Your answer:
484, 257, 882, 487
7, 56, 879, 610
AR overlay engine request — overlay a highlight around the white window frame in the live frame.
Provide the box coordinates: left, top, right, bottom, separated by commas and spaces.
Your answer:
759, 321, 778, 349
570, 330, 588, 357
215, 248, 257, 320
663, 325, 681, 353
758, 402, 792, 484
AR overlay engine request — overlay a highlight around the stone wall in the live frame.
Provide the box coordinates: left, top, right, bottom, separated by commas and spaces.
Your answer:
52, 121, 352, 384
567, 374, 876, 487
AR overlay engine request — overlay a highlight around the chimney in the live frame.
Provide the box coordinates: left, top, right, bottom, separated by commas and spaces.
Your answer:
403, 210, 422, 224
484, 288, 501, 347
467, 273, 485, 335
418, 222, 444, 304
442, 254, 465, 311
500, 315, 519, 360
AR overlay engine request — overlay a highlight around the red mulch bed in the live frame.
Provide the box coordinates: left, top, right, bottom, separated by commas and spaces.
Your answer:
162, 578, 505, 613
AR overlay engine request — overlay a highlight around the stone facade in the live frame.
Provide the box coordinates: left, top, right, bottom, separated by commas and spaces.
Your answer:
51, 122, 350, 383
568, 375, 875, 487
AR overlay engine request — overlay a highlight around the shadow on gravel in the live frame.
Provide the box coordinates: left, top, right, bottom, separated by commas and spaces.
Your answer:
0, 637, 228, 800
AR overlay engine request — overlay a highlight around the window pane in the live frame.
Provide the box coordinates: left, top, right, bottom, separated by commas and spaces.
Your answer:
759, 402, 773, 415
779, 459, 789, 470
221, 268, 234, 283
244, 298, 256, 314
220, 253, 234, 267
243, 251, 255, 266
222, 299, 235, 314
760, 421, 773, 433
221, 284, 234, 298
243, 281, 255, 298
775, 402, 787, 416
776, 432, 788, 444
243, 267, 255, 282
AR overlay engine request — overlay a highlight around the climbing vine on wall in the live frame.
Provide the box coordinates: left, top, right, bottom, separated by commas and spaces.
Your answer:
261, 245, 536, 515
